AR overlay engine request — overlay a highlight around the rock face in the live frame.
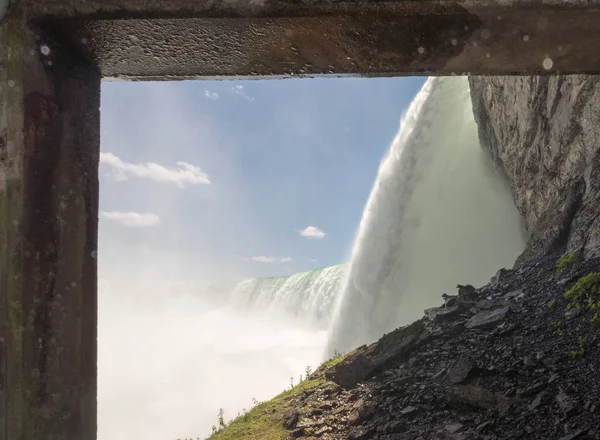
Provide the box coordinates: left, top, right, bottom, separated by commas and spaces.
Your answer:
469, 75, 600, 264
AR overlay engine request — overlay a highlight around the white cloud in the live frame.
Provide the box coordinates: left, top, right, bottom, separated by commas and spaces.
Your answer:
100, 152, 211, 187
250, 256, 275, 263
246, 256, 294, 264
101, 211, 161, 227
204, 89, 220, 100
297, 226, 326, 239
232, 85, 255, 102
309, 258, 317, 263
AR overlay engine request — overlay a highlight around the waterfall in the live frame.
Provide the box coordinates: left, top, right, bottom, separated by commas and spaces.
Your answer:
325, 77, 527, 355
224, 264, 347, 327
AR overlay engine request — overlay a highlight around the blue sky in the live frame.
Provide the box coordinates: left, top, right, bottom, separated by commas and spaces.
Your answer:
99, 77, 426, 282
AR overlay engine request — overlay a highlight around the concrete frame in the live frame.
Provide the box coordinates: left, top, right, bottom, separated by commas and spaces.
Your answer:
2, 1, 600, 439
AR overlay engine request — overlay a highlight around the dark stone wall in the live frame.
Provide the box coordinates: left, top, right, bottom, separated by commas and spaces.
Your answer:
0, 14, 100, 440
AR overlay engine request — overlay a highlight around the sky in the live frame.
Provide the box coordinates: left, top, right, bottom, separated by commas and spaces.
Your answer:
99, 76, 426, 283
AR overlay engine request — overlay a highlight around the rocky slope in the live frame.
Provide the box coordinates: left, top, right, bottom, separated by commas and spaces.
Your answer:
469, 75, 600, 264
207, 253, 600, 440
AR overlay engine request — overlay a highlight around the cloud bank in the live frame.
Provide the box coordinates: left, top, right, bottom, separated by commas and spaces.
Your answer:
100, 152, 211, 187
101, 211, 161, 227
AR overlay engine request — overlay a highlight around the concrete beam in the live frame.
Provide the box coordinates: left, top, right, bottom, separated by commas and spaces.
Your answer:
0, 12, 99, 440
23, 0, 600, 79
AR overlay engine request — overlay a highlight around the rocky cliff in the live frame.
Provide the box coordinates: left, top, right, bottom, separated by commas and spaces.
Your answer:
469, 76, 600, 265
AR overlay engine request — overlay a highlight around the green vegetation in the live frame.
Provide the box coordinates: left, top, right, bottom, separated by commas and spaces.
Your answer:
553, 320, 564, 337
201, 350, 350, 440
564, 272, 600, 323
556, 252, 577, 275
547, 299, 556, 309
205, 377, 326, 440
570, 336, 587, 359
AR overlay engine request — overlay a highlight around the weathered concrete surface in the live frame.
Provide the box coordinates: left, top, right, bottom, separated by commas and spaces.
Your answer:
470, 75, 600, 264
0, 13, 100, 440
17, 0, 600, 79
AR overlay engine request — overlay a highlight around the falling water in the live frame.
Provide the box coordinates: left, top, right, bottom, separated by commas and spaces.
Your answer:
326, 77, 527, 355
227, 264, 347, 327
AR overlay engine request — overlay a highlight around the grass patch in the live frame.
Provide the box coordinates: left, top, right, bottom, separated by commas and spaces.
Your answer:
205, 377, 326, 440
202, 350, 352, 440
564, 272, 600, 323
556, 252, 577, 275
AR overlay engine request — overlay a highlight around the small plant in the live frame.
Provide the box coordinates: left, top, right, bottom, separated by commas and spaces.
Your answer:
547, 299, 556, 309
333, 349, 342, 358
564, 272, 600, 323
251, 397, 259, 406
570, 336, 586, 359
553, 320, 564, 337
305, 365, 312, 377
289, 377, 294, 389
217, 408, 226, 429
556, 252, 577, 275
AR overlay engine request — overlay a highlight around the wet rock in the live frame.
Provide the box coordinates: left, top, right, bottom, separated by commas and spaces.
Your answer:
476, 420, 493, 431
326, 321, 430, 389
559, 430, 587, 440
447, 384, 511, 415
445, 423, 464, 434
503, 289, 525, 300
447, 358, 478, 384
443, 293, 459, 307
426, 305, 461, 321
450, 433, 473, 440
315, 426, 333, 436
457, 284, 476, 296
348, 426, 376, 439
565, 307, 581, 319
400, 405, 420, 417
448, 320, 466, 335
491, 268, 509, 285
476, 299, 493, 310
465, 307, 509, 329
556, 388, 576, 417
284, 409, 299, 429
523, 354, 538, 367
527, 392, 545, 411
519, 381, 547, 397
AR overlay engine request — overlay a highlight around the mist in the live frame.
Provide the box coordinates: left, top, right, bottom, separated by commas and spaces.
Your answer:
97, 80, 336, 440
98, 258, 327, 440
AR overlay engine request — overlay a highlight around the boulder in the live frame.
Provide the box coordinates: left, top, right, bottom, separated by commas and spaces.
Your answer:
465, 307, 509, 330
325, 321, 430, 389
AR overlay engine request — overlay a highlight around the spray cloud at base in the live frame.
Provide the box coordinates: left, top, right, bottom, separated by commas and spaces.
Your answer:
326, 77, 527, 356
98, 261, 336, 440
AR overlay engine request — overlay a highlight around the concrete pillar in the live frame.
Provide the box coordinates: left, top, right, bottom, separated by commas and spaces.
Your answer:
0, 12, 99, 440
